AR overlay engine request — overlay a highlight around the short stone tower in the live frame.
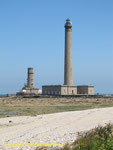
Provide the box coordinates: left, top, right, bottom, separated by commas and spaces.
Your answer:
17, 68, 39, 95
27, 68, 34, 89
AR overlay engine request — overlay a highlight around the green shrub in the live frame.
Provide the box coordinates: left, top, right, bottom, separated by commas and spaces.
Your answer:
61, 124, 113, 150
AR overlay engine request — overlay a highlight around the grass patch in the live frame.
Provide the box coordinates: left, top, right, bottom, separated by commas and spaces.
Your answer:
62, 124, 113, 150
0, 105, 93, 117
0, 97, 113, 118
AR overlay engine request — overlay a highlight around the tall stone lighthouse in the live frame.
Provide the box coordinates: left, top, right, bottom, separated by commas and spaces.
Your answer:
42, 19, 94, 95
64, 18, 73, 86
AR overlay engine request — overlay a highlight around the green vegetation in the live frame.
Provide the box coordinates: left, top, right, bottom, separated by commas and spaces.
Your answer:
59, 124, 113, 150
35, 124, 113, 150
0, 97, 113, 118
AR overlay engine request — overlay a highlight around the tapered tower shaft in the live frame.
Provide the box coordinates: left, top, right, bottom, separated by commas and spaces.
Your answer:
64, 19, 73, 86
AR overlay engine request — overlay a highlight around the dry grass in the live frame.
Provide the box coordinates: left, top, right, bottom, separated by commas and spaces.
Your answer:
0, 96, 113, 118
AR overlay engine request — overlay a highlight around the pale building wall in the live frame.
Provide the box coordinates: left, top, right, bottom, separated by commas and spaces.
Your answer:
42, 85, 77, 95
22, 88, 39, 94
42, 85, 94, 95
88, 87, 94, 95
61, 86, 77, 95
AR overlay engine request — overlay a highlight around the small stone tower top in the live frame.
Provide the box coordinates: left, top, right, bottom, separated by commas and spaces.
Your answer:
65, 18, 72, 29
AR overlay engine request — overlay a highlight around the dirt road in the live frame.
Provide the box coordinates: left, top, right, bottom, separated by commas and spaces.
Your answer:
0, 107, 113, 150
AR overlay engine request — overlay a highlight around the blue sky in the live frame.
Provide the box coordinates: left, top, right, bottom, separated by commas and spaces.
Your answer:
0, 0, 113, 94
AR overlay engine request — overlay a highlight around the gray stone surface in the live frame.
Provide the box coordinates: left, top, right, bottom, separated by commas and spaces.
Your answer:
77, 85, 94, 95
18, 68, 39, 95
42, 85, 94, 95
27, 68, 34, 89
64, 19, 73, 86
42, 85, 77, 95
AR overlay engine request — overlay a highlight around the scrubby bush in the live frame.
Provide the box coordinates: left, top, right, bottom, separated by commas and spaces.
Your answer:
61, 124, 113, 150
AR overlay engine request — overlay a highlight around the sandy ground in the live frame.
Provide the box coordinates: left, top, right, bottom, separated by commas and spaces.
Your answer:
0, 107, 113, 150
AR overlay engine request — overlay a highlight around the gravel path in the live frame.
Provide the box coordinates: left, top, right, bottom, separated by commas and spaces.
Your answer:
0, 107, 113, 150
